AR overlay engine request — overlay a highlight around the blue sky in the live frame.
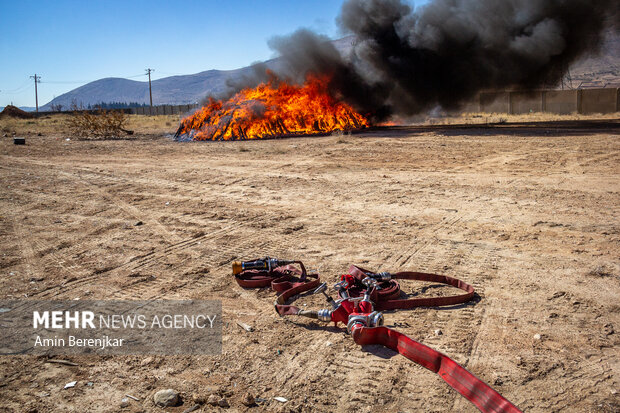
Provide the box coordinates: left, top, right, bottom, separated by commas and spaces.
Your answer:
0, 0, 422, 107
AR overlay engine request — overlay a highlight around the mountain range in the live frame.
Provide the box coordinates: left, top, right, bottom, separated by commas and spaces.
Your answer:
40, 33, 618, 111
40, 67, 260, 111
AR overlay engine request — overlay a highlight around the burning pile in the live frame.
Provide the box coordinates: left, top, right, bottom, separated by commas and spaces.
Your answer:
175, 75, 370, 141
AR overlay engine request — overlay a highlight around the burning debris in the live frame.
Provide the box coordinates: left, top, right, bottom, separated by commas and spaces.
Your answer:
174, 75, 369, 141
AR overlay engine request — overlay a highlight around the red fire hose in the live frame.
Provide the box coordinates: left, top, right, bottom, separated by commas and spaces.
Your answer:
232, 258, 522, 413
344, 264, 475, 310
350, 325, 521, 413
231, 258, 321, 315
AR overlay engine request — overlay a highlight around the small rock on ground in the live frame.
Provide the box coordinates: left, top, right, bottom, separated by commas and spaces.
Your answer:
207, 394, 219, 406
242, 392, 255, 406
192, 393, 206, 404
154, 389, 179, 407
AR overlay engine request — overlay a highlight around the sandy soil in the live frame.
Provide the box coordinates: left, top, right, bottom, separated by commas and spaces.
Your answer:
0, 119, 618, 412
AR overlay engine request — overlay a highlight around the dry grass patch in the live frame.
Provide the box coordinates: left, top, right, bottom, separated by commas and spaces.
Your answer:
0, 113, 181, 138
125, 114, 180, 135
0, 114, 72, 136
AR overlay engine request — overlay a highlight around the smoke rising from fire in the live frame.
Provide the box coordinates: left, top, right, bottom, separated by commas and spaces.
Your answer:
266, 0, 618, 121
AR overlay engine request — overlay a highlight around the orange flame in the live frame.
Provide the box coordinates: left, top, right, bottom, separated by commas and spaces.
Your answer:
176, 75, 370, 141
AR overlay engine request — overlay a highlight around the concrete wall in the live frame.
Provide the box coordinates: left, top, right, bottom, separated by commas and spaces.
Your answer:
474, 88, 618, 115
579, 88, 618, 114
510, 91, 543, 114
543, 90, 578, 114
130, 104, 199, 116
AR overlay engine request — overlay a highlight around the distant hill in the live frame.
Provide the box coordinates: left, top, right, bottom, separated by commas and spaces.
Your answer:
40, 32, 618, 111
40, 68, 262, 111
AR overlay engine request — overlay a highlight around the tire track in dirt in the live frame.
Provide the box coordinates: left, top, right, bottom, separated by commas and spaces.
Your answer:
389, 212, 463, 268
4, 159, 181, 243
452, 144, 564, 174
1, 169, 98, 298
4, 210, 37, 283
1, 161, 156, 299
121, 225, 235, 272
578, 150, 620, 169
105, 227, 239, 300
392, 239, 494, 411
320, 349, 388, 408
28, 236, 90, 282
38, 225, 236, 301
532, 356, 616, 412
418, 241, 488, 354
5, 159, 234, 300
72, 170, 179, 245
35, 162, 387, 241
449, 242, 503, 412
47, 163, 325, 233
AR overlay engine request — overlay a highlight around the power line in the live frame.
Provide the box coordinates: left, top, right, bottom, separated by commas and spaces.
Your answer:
1, 80, 32, 93
126, 73, 148, 79
1, 86, 31, 95
41, 80, 95, 84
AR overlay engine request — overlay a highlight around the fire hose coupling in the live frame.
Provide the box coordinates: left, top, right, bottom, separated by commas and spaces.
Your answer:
296, 308, 341, 323
317, 309, 332, 322
361, 277, 377, 311
376, 271, 392, 281
232, 257, 295, 275
295, 309, 332, 321
366, 271, 392, 281
346, 311, 385, 334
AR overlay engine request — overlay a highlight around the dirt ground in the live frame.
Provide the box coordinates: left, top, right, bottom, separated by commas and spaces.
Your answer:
0, 117, 618, 412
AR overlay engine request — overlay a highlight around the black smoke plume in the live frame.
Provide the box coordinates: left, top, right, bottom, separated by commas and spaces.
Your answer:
266, 0, 618, 121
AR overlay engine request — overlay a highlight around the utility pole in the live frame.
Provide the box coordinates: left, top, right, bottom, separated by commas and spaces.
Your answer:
30, 74, 41, 112
146, 68, 154, 115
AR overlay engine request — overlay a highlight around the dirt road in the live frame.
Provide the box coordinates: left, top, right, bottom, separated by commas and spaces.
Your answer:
0, 122, 618, 412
